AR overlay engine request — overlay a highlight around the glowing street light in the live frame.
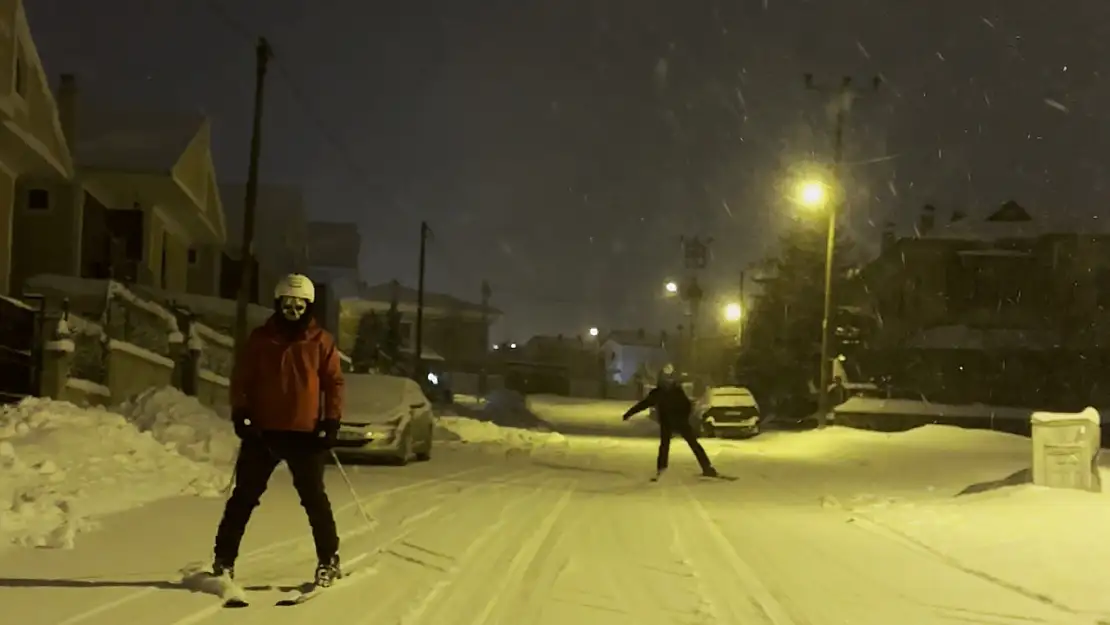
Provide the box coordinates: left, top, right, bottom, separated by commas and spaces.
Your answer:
795, 179, 828, 209
588, 327, 599, 337
664, 281, 678, 294
723, 302, 742, 322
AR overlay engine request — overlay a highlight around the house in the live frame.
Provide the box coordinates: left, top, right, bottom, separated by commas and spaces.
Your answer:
601, 329, 670, 384
0, 1, 75, 295
13, 73, 226, 298
338, 281, 500, 365
519, 334, 604, 379
214, 183, 309, 304
854, 200, 1110, 408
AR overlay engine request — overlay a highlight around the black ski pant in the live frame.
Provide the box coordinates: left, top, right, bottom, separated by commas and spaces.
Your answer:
214, 432, 339, 564
657, 418, 713, 473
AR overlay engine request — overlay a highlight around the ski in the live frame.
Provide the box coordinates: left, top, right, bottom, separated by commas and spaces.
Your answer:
275, 553, 373, 606
699, 473, 738, 481
181, 569, 250, 608
275, 566, 375, 606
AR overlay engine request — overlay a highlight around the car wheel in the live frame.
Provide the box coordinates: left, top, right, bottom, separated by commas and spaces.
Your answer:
414, 423, 433, 461
394, 428, 412, 466
701, 422, 716, 438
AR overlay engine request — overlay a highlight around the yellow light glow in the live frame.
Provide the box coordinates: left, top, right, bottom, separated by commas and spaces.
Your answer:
665, 281, 678, 294
723, 303, 742, 322
796, 180, 828, 208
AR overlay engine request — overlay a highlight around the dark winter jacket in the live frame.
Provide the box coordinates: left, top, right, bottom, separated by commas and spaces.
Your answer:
623, 384, 692, 425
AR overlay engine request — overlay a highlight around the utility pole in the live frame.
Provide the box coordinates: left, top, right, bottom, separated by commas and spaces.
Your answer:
233, 37, 273, 357
478, 280, 491, 396
737, 269, 746, 346
679, 235, 711, 374
413, 221, 431, 381
805, 73, 880, 428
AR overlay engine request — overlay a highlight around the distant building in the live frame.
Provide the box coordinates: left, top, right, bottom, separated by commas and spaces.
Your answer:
216, 184, 309, 305
519, 334, 603, 379
338, 281, 500, 366
306, 220, 363, 335
854, 200, 1110, 408
601, 329, 671, 384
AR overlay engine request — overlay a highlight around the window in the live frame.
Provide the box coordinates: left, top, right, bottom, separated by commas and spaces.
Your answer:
27, 189, 49, 211
187, 248, 198, 265
13, 44, 25, 97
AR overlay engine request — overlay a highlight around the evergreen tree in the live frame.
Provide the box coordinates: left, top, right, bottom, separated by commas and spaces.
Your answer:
737, 220, 858, 410
352, 311, 383, 373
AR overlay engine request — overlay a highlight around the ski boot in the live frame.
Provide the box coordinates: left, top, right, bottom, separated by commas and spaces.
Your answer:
314, 555, 342, 588
650, 469, 666, 482
701, 467, 720, 478
211, 558, 235, 580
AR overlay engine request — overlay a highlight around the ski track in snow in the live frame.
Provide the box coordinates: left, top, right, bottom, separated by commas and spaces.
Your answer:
48, 463, 509, 625
161, 465, 547, 625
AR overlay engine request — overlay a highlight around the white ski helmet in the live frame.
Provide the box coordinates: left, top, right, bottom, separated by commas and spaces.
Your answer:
274, 273, 315, 303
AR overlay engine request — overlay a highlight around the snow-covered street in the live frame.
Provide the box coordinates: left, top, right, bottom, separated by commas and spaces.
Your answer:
2, 394, 1109, 625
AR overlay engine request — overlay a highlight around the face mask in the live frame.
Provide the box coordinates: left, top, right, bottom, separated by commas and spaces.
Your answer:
280, 296, 308, 321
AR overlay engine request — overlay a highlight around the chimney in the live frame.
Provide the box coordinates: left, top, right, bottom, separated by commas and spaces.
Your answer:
880, 221, 896, 253
917, 204, 937, 236
57, 74, 77, 154
950, 209, 966, 223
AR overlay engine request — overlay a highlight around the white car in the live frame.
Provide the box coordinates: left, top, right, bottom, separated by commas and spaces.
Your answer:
692, 386, 761, 439
332, 373, 436, 465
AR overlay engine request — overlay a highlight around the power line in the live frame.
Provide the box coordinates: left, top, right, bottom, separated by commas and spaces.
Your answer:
200, 0, 387, 201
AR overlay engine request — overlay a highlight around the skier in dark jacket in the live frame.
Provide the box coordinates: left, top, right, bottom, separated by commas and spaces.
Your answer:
623, 364, 718, 480
211, 273, 346, 588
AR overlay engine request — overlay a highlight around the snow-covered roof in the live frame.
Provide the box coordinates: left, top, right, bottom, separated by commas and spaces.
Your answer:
75, 108, 203, 173
602, 330, 665, 348
924, 200, 1110, 241
357, 281, 501, 316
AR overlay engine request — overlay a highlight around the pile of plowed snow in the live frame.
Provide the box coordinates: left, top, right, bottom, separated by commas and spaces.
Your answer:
435, 416, 568, 455
117, 386, 238, 466
0, 389, 233, 549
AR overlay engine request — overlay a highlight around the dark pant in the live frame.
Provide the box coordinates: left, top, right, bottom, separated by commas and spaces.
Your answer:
214, 433, 339, 564
658, 418, 713, 473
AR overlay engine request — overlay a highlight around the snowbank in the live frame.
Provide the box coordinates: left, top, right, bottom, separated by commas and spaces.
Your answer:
435, 416, 568, 455
834, 397, 1032, 421
0, 395, 232, 550
450, 389, 554, 431
851, 481, 1110, 614
115, 386, 238, 465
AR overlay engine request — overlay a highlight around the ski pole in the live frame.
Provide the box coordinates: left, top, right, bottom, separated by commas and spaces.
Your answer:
223, 447, 240, 496
329, 450, 378, 529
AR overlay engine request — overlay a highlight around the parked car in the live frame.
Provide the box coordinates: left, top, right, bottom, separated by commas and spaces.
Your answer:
692, 385, 761, 439
332, 373, 436, 465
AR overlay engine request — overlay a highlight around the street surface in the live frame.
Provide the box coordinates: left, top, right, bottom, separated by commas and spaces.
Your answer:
0, 411, 1099, 625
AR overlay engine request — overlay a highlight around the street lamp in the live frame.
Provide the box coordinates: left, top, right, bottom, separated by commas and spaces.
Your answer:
664, 281, 678, 294
792, 175, 837, 429
723, 302, 742, 322
588, 327, 599, 337
795, 179, 828, 209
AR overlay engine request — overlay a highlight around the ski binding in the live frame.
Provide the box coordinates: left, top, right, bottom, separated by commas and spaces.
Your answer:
276, 553, 373, 606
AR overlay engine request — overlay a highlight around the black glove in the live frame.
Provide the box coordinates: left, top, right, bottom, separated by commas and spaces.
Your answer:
232, 408, 259, 440
314, 419, 340, 449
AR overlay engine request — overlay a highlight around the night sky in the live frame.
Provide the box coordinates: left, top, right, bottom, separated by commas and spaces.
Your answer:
25, 0, 1110, 342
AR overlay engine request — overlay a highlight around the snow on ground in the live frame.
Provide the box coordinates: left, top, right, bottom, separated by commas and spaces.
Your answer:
0, 391, 232, 550
4, 396, 1110, 624
435, 416, 569, 456
116, 387, 238, 466
528, 393, 660, 437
